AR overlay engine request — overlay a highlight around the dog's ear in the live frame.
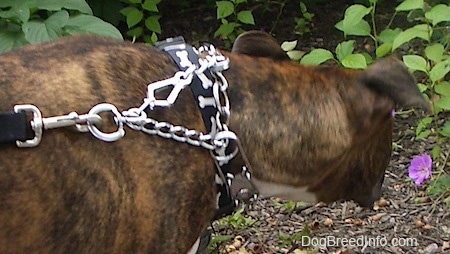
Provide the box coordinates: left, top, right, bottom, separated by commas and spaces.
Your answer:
231, 30, 289, 60
360, 56, 430, 111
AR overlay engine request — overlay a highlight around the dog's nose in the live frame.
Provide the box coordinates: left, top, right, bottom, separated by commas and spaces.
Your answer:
356, 174, 385, 207
371, 175, 384, 199
356, 197, 377, 208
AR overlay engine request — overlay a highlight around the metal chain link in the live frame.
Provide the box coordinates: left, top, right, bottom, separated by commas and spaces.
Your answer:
113, 44, 234, 158
121, 109, 219, 151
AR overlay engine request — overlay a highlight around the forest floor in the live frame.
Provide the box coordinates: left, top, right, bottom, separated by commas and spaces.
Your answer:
158, 1, 450, 253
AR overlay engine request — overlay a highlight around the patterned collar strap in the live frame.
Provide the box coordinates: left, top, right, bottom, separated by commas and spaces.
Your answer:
155, 37, 237, 219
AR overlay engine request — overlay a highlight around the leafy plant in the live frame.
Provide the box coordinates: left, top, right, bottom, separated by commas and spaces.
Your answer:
218, 207, 256, 230
285, 0, 450, 205
214, 0, 256, 46
272, 199, 307, 212
208, 234, 234, 251
209, 207, 256, 251
0, 0, 122, 53
392, 2, 450, 198
294, 2, 314, 36
120, 0, 161, 44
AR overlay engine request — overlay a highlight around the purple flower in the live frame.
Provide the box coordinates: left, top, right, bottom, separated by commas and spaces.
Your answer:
391, 108, 396, 118
408, 154, 432, 185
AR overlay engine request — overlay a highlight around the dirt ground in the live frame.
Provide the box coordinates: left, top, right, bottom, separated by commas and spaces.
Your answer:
157, 1, 450, 253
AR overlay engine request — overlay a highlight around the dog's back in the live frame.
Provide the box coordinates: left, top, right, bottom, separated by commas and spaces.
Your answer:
0, 36, 216, 254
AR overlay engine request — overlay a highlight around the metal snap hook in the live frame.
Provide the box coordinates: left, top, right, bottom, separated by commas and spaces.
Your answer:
14, 104, 43, 147
87, 103, 125, 142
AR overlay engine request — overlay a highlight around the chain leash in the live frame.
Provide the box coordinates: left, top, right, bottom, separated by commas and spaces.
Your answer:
15, 45, 230, 153
14, 43, 259, 205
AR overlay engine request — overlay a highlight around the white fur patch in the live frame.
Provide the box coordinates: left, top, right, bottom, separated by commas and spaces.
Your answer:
251, 177, 318, 203
186, 237, 200, 254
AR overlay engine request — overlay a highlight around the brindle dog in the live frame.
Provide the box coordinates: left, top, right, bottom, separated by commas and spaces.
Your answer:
0, 31, 428, 253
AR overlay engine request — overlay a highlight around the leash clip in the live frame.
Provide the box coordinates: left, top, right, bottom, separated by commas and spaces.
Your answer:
14, 104, 42, 147
13, 104, 104, 147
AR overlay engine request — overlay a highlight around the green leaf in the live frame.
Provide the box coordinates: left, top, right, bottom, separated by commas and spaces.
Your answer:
300, 48, 334, 65
37, 0, 93, 14
142, 0, 160, 12
126, 26, 143, 37
120, 6, 135, 16
0, 32, 15, 53
300, 2, 307, 13
434, 81, 450, 96
335, 40, 355, 62
417, 129, 431, 140
0, 0, 19, 8
286, 50, 305, 61
124, 7, 143, 28
46, 10, 69, 29
440, 120, 450, 138
417, 83, 428, 93
209, 234, 234, 249
237, 10, 254, 25
214, 22, 238, 37
62, 0, 92, 14
342, 4, 372, 29
128, 0, 141, 3
143, 32, 158, 44
22, 20, 60, 44
0, 5, 30, 23
402, 55, 428, 73
376, 43, 392, 58
396, 0, 423, 12
425, 43, 445, 63
392, 24, 431, 50
425, 4, 450, 26
0, 30, 26, 53
341, 53, 367, 69
336, 19, 371, 36
377, 28, 402, 43
64, 14, 123, 40
281, 40, 297, 51
426, 174, 450, 197
145, 15, 161, 33
416, 116, 432, 137
431, 145, 441, 160
346, 20, 372, 36
216, 1, 234, 19
435, 97, 450, 110
429, 60, 450, 83
233, 0, 247, 4
150, 32, 158, 44
361, 52, 373, 65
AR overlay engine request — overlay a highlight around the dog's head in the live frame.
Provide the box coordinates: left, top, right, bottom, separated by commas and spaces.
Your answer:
230, 31, 429, 207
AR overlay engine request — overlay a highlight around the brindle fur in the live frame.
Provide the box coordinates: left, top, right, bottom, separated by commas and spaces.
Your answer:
0, 32, 427, 253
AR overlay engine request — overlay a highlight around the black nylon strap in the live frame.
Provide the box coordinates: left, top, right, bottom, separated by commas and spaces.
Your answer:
156, 37, 237, 219
0, 111, 29, 143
